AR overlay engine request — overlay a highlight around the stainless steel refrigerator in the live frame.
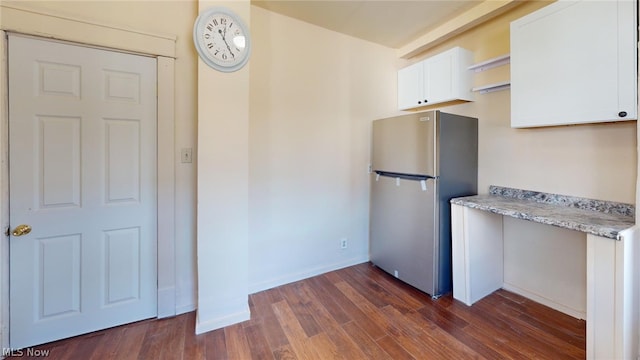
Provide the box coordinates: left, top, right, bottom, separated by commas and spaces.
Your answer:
369, 110, 477, 298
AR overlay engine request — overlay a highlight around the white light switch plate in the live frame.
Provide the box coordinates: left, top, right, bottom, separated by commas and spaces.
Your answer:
181, 148, 192, 163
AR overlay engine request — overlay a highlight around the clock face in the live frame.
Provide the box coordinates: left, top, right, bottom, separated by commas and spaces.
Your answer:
194, 7, 251, 72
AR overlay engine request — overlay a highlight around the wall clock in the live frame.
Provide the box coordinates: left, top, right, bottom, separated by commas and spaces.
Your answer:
193, 7, 251, 72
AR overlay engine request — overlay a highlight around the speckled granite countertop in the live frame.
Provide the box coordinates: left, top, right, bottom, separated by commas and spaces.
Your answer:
450, 186, 635, 240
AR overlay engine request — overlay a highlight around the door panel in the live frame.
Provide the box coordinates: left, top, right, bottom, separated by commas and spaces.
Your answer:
38, 61, 81, 98
39, 235, 82, 319
371, 112, 437, 176
103, 227, 141, 305
8, 34, 157, 348
105, 119, 141, 203
40, 116, 82, 208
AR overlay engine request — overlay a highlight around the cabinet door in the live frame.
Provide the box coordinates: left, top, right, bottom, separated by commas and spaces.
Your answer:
511, 0, 637, 128
425, 50, 455, 104
427, 47, 473, 104
397, 62, 424, 110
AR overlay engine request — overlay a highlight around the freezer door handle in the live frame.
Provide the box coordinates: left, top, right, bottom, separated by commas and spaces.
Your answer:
374, 170, 436, 182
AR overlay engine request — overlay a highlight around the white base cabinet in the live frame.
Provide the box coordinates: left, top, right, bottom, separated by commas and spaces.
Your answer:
510, 0, 637, 127
451, 204, 640, 359
397, 47, 473, 111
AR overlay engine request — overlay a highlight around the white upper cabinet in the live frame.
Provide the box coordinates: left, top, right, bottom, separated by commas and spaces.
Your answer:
398, 47, 474, 111
510, 0, 637, 128
398, 62, 424, 110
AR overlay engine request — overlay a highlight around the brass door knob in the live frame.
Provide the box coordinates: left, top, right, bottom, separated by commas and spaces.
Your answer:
12, 224, 32, 237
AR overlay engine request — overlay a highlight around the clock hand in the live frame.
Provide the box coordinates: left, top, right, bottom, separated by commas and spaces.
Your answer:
218, 28, 236, 59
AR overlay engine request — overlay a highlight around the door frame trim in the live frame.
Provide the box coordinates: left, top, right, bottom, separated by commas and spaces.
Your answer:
0, 5, 177, 348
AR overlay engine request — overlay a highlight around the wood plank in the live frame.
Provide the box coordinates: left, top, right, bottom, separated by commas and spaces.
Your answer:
333, 281, 397, 341
158, 314, 188, 360
88, 327, 125, 360
137, 316, 173, 359
56, 331, 103, 360
271, 300, 321, 360
183, 312, 206, 360
204, 329, 227, 360
243, 323, 275, 360
278, 283, 323, 338
224, 324, 253, 360
341, 320, 393, 360
249, 291, 291, 350
284, 281, 369, 359
272, 344, 298, 360
335, 266, 391, 308
305, 275, 352, 325
307, 333, 339, 359
375, 335, 416, 360
108, 319, 151, 360
310, 276, 387, 340
323, 269, 344, 284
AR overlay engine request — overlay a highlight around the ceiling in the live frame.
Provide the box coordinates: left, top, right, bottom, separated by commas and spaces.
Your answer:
251, 0, 480, 49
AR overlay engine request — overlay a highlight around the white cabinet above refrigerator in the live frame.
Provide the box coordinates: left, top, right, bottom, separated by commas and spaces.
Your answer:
510, 0, 637, 128
397, 47, 474, 111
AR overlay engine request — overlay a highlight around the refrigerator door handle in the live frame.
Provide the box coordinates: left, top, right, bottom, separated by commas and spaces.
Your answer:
374, 170, 437, 182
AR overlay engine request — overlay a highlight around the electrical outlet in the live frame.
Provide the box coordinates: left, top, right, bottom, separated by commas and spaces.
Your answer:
340, 238, 348, 249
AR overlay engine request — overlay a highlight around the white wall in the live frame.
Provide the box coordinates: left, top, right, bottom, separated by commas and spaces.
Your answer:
503, 217, 586, 318
195, 0, 251, 333
247, 6, 399, 292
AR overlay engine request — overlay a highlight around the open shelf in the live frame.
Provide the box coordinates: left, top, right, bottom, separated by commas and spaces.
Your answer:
468, 54, 510, 72
471, 81, 510, 94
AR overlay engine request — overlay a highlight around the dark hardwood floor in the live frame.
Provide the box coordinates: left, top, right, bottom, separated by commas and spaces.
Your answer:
12, 262, 586, 359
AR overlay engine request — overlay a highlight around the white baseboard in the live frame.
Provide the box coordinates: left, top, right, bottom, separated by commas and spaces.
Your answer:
502, 283, 586, 320
195, 308, 250, 335
248, 255, 369, 294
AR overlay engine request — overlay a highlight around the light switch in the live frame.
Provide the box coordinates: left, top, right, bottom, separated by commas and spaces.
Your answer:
181, 148, 192, 163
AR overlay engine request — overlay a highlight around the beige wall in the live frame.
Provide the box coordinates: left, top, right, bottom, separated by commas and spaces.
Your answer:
195, 0, 251, 333
411, 1, 636, 204
248, 6, 399, 291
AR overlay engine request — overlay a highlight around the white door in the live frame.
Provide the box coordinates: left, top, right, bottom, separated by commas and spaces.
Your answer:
8, 34, 157, 349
